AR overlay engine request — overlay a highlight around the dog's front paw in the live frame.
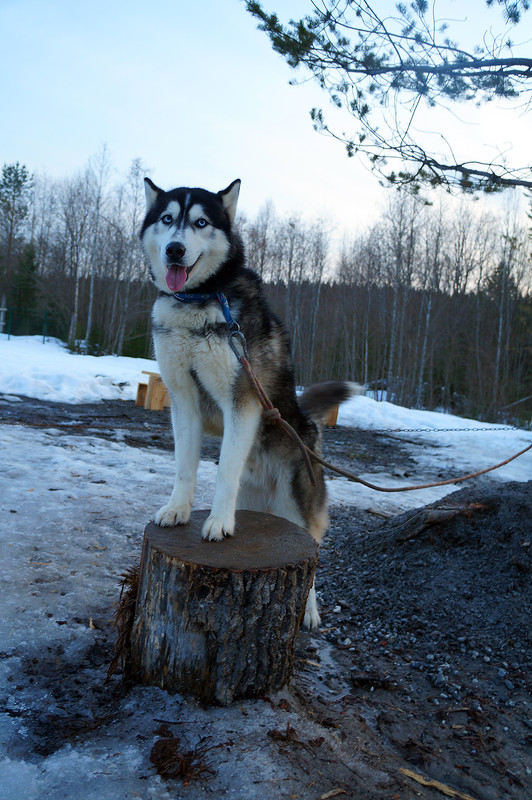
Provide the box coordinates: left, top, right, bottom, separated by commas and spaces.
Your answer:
202, 514, 235, 541
155, 502, 192, 527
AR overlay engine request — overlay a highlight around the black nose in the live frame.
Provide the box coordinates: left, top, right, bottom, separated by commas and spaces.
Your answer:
166, 242, 186, 262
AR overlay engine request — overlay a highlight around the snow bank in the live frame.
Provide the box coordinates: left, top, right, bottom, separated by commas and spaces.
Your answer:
0, 335, 157, 403
338, 393, 532, 486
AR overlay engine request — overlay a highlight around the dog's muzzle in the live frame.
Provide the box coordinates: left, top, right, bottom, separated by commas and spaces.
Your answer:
164, 243, 201, 292
166, 241, 186, 262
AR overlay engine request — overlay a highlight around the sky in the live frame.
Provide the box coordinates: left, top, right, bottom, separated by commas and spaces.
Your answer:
1, 0, 531, 236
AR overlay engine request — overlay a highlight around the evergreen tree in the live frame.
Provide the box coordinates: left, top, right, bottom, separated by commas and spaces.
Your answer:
11, 242, 38, 309
0, 162, 34, 298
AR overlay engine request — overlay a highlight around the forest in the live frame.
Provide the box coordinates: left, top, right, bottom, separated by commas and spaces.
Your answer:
1, 155, 531, 425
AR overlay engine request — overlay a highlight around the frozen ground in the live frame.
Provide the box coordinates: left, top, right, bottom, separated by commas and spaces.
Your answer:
0, 336, 530, 799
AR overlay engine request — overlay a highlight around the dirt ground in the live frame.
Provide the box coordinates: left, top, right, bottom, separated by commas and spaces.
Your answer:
2, 396, 531, 800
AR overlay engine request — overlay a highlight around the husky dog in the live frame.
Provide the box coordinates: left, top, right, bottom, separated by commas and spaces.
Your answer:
140, 178, 358, 627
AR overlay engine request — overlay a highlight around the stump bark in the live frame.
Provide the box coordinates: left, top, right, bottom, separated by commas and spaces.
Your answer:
129, 509, 318, 705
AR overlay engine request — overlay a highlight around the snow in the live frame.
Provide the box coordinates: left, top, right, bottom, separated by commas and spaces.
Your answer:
0, 334, 158, 404
330, 393, 532, 513
0, 335, 530, 798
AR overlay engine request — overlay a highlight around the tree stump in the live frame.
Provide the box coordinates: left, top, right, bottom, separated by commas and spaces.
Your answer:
129, 510, 318, 705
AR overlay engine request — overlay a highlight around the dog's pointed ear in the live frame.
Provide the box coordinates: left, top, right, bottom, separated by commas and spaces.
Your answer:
218, 179, 241, 224
144, 178, 162, 211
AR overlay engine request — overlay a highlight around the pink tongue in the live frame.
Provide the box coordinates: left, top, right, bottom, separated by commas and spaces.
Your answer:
166, 265, 188, 292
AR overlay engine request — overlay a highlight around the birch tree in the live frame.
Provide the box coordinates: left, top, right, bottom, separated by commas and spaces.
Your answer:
60, 171, 95, 346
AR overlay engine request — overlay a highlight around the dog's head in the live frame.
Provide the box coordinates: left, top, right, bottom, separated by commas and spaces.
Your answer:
140, 179, 241, 293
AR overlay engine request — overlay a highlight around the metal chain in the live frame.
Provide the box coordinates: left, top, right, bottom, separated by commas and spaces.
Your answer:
216, 298, 531, 493
349, 426, 522, 434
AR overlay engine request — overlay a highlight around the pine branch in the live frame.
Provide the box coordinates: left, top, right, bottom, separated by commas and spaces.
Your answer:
246, 0, 532, 192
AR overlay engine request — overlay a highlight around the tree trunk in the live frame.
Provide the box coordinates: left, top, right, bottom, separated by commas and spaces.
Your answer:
416, 292, 433, 408
129, 510, 318, 706
68, 258, 80, 347
84, 270, 95, 352
493, 260, 508, 415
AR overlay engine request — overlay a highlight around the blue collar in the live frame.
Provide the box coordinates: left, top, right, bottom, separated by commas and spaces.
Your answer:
171, 290, 236, 330
171, 290, 248, 360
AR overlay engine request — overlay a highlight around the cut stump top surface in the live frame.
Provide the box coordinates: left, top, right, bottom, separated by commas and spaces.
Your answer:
144, 510, 317, 571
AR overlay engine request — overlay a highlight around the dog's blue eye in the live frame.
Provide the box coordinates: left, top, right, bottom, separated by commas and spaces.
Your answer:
195, 218, 208, 229
161, 214, 173, 225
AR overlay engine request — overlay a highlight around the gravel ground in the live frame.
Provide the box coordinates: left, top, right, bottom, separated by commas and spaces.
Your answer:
311, 483, 532, 800
2, 396, 531, 799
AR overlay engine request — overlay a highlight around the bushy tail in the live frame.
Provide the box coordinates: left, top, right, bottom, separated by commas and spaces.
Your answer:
299, 381, 364, 425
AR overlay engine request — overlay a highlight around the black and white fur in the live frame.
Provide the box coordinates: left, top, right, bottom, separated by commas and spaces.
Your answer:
140, 178, 359, 628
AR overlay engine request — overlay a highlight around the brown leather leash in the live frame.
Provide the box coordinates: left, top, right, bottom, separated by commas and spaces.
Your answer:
171, 290, 532, 494
235, 345, 532, 495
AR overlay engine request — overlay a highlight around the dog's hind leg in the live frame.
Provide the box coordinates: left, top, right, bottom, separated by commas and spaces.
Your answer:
202, 400, 262, 541
303, 508, 329, 629
239, 455, 328, 629
304, 585, 320, 630
156, 385, 202, 528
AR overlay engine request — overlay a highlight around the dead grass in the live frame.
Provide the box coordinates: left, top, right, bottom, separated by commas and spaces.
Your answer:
105, 562, 140, 682
150, 725, 215, 784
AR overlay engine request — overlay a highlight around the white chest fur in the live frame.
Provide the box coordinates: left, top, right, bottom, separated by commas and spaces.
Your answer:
152, 297, 240, 404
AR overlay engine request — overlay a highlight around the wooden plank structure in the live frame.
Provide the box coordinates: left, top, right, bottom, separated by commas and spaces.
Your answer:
135, 381, 148, 408
136, 371, 171, 411
128, 510, 318, 705
136, 372, 342, 423
324, 404, 339, 426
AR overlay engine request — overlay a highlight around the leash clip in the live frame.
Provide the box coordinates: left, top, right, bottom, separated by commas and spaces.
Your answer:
229, 327, 250, 362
